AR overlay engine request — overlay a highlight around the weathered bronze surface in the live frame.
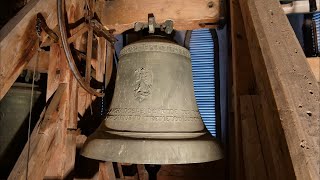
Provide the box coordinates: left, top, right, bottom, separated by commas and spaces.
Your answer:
81, 39, 223, 164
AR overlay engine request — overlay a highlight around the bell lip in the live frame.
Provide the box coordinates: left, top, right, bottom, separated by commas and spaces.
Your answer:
81, 131, 224, 164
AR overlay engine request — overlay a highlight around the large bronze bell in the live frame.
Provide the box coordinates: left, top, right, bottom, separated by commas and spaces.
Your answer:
81, 38, 223, 164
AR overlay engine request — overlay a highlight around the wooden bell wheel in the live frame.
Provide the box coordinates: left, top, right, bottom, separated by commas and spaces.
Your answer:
57, 0, 116, 97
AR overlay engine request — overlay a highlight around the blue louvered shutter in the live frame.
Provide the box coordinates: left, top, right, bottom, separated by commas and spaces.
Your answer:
190, 29, 216, 136
313, 12, 320, 49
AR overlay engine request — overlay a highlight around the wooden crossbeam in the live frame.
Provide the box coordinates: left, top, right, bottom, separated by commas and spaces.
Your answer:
98, 0, 221, 34
239, 0, 320, 179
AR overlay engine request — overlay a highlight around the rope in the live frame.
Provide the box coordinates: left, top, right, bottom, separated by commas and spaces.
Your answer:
26, 38, 40, 180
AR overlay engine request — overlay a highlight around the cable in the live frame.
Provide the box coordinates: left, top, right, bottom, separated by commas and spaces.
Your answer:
26, 39, 40, 180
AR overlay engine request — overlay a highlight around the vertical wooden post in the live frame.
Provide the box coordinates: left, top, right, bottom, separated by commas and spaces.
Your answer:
92, 162, 116, 180
240, 95, 268, 180
239, 0, 319, 179
230, 0, 256, 179
44, 46, 79, 179
89, 37, 116, 180
46, 44, 61, 100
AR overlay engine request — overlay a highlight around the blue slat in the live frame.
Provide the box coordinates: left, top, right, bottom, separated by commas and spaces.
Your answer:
190, 29, 216, 136
313, 12, 320, 50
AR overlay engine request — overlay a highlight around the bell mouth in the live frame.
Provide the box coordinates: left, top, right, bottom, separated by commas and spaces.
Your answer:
81, 131, 224, 164
105, 129, 206, 139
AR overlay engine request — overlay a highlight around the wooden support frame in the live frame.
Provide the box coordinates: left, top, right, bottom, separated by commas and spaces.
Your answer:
240, 95, 268, 180
230, 0, 257, 179
97, 0, 221, 34
238, 0, 320, 179
0, 0, 57, 100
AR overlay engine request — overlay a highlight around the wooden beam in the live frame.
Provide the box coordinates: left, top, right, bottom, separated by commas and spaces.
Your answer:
24, 51, 50, 73
230, 0, 256, 178
92, 162, 116, 180
240, 95, 268, 180
282, 1, 320, 14
98, 0, 221, 34
44, 47, 78, 179
46, 44, 61, 100
307, 57, 319, 82
250, 96, 278, 178
239, 0, 319, 179
0, 0, 57, 100
8, 83, 67, 180
39, 83, 68, 133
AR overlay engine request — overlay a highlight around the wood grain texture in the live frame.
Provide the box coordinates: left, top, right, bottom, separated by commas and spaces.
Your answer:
92, 162, 116, 180
240, 95, 268, 180
46, 44, 61, 101
44, 47, 78, 179
39, 83, 67, 133
0, 0, 57, 100
8, 83, 66, 180
307, 57, 319, 82
99, 0, 220, 34
239, 0, 320, 179
24, 51, 50, 73
250, 96, 277, 179
230, 0, 256, 178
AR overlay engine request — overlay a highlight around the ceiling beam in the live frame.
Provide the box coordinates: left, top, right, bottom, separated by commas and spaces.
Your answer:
98, 0, 221, 34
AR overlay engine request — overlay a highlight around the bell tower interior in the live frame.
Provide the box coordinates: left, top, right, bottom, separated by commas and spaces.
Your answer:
0, 0, 319, 180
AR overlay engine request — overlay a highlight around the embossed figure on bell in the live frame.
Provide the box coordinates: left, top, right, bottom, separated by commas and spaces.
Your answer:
81, 38, 223, 164
133, 67, 153, 102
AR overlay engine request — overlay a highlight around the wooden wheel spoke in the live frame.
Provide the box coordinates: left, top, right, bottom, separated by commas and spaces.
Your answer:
85, 28, 93, 84
67, 23, 89, 44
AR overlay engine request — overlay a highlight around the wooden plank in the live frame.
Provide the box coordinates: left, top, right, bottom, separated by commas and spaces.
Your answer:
230, 0, 256, 179
117, 163, 125, 179
92, 162, 116, 180
250, 95, 277, 179
239, 0, 320, 179
24, 50, 50, 73
282, 1, 320, 14
99, 0, 220, 34
307, 57, 319, 82
44, 47, 78, 179
8, 83, 66, 180
46, 44, 61, 101
240, 95, 268, 180
0, 0, 57, 100
44, 0, 86, 176
39, 83, 67, 133
96, 38, 107, 82
105, 42, 114, 88
137, 165, 148, 180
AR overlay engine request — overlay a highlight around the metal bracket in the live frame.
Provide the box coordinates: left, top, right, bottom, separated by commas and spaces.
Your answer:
134, 14, 173, 34
36, 13, 59, 43
89, 19, 117, 45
